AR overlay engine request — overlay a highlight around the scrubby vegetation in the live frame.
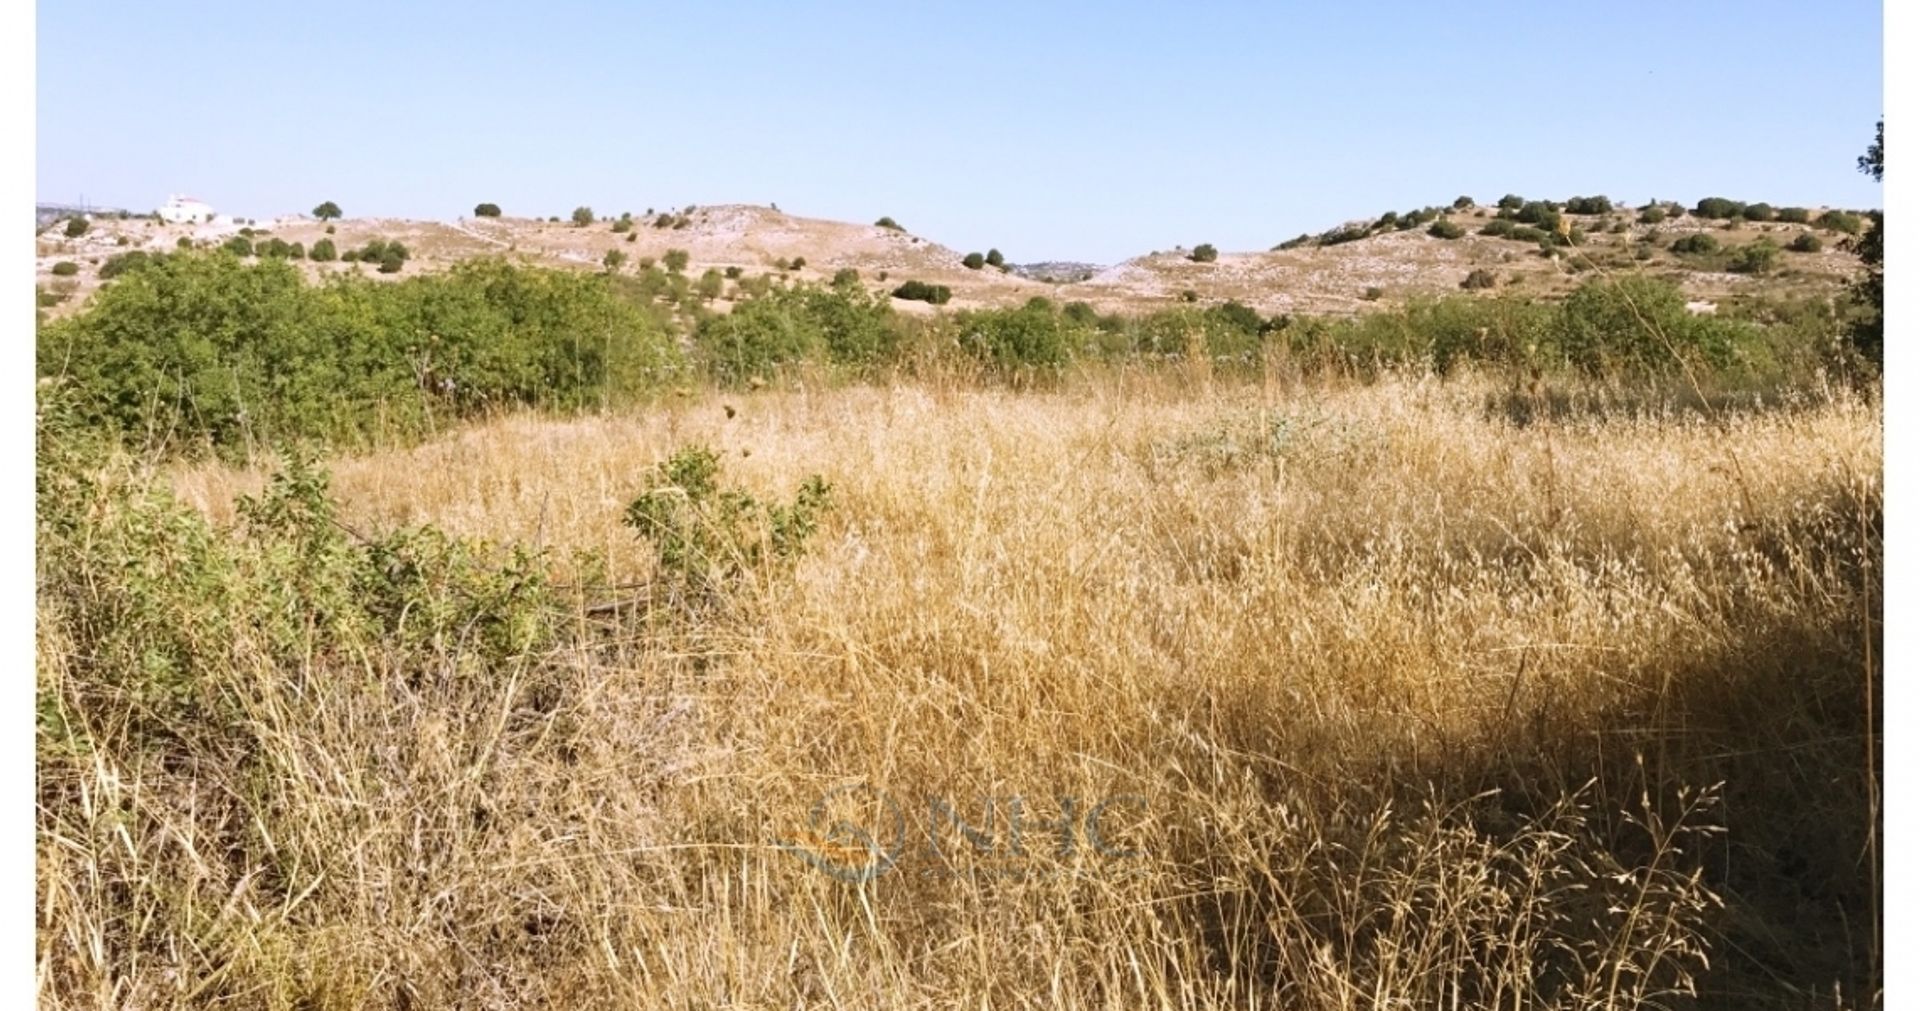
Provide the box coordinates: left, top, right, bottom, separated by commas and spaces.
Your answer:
473, 202, 503, 217
33, 145, 1884, 1008
36, 252, 683, 452
1189, 243, 1219, 263
890, 279, 952, 305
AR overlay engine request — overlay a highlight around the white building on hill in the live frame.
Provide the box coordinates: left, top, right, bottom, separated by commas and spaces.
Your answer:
157, 194, 216, 224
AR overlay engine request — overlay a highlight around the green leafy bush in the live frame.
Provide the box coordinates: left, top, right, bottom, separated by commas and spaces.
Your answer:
875, 216, 903, 231
64, 217, 90, 238
1515, 201, 1562, 230
1729, 239, 1780, 275
51, 261, 80, 277
98, 251, 152, 279
1497, 194, 1525, 210
694, 282, 900, 381
223, 236, 255, 257
624, 445, 831, 604
663, 249, 690, 273
891, 280, 951, 305
1479, 219, 1517, 238
1452, 195, 1475, 210
1788, 231, 1823, 253
1460, 269, 1497, 290
310, 238, 337, 262
38, 253, 683, 453
1742, 202, 1774, 221
1669, 233, 1720, 255
955, 300, 1073, 372
963, 252, 985, 270
473, 203, 502, 217
985, 248, 1005, 268
1190, 243, 1219, 263
572, 206, 595, 227
1816, 210, 1863, 235
1553, 275, 1749, 372
312, 201, 342, 220
1564, 195, 1613, 215
1639, 205, 1668, 224
1775, 207, 1810, 223
1428, 219, 1466, 239
1693, 197, 1746, 220
603, 249, 628, 272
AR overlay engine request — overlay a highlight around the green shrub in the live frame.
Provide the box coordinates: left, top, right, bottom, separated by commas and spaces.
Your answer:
831, 267, 860, 287
38, 254, 683, 452
1564, 195, 1613, 215
1742, 202, 1774, 221
1479, 219, 1518, 238
64, 217, 90, 238
473, 203, 502, 217
51, 261, 80, 277
1775, 207, 1810, 223
312, 201, 342, 221
1553, 275, 1748, 372
724, 266, 743, 279
624, 445, 830, 603
176, 236, 193, 249
571, 206, 595, 227
310, 238, 337, 262
1362, 286, 1384, 301
693, 282, 900, 380
891, 280, 951, 305
985, 248, 1005, 268
1509, 226, 1549, 243
875, 216, 903, 231
663, 249, 690, 273
694, 268, 724, 301
1461, 269, 1497, 290
1816, 210, 1863, 235
963, 252, 985, 270
955, 300, 1073, 372
223, 236, 255, 257
377, 250, 405, 274
1729, 239, 1780, 275
1427, 219, 1466, 239
1515, 201, 1562, 230
1638, 205, 1667, 224
1693, 197, 1745, 220
98, 251, 152, 279
611, 214, 633, 233
1669, 233, 1720, 255
1788, 232, 1823, 253
1497, 194, 1525, 210
788, 256, 806, 270
603, 249, 628, 271
1452, 195, 1475, 210
1190, 243, 1219, 263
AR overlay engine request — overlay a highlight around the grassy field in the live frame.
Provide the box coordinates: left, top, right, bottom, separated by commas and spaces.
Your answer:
37, 364, 1879, 1009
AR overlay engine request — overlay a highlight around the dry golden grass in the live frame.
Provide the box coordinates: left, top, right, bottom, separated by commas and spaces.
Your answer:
42, 368, 1880, 1009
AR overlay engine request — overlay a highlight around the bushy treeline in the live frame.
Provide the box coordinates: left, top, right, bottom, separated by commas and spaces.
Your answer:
38, 252, 682, 453
38, 249, 1852, 454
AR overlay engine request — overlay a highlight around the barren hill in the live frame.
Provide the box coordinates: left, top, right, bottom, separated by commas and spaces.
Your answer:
35, 199, 1864, 320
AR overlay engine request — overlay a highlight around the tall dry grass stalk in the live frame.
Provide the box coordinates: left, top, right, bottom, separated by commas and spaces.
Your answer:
43, 368, 1879, 1009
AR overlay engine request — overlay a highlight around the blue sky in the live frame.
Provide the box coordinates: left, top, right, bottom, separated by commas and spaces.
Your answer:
37, 1, 1883, 263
